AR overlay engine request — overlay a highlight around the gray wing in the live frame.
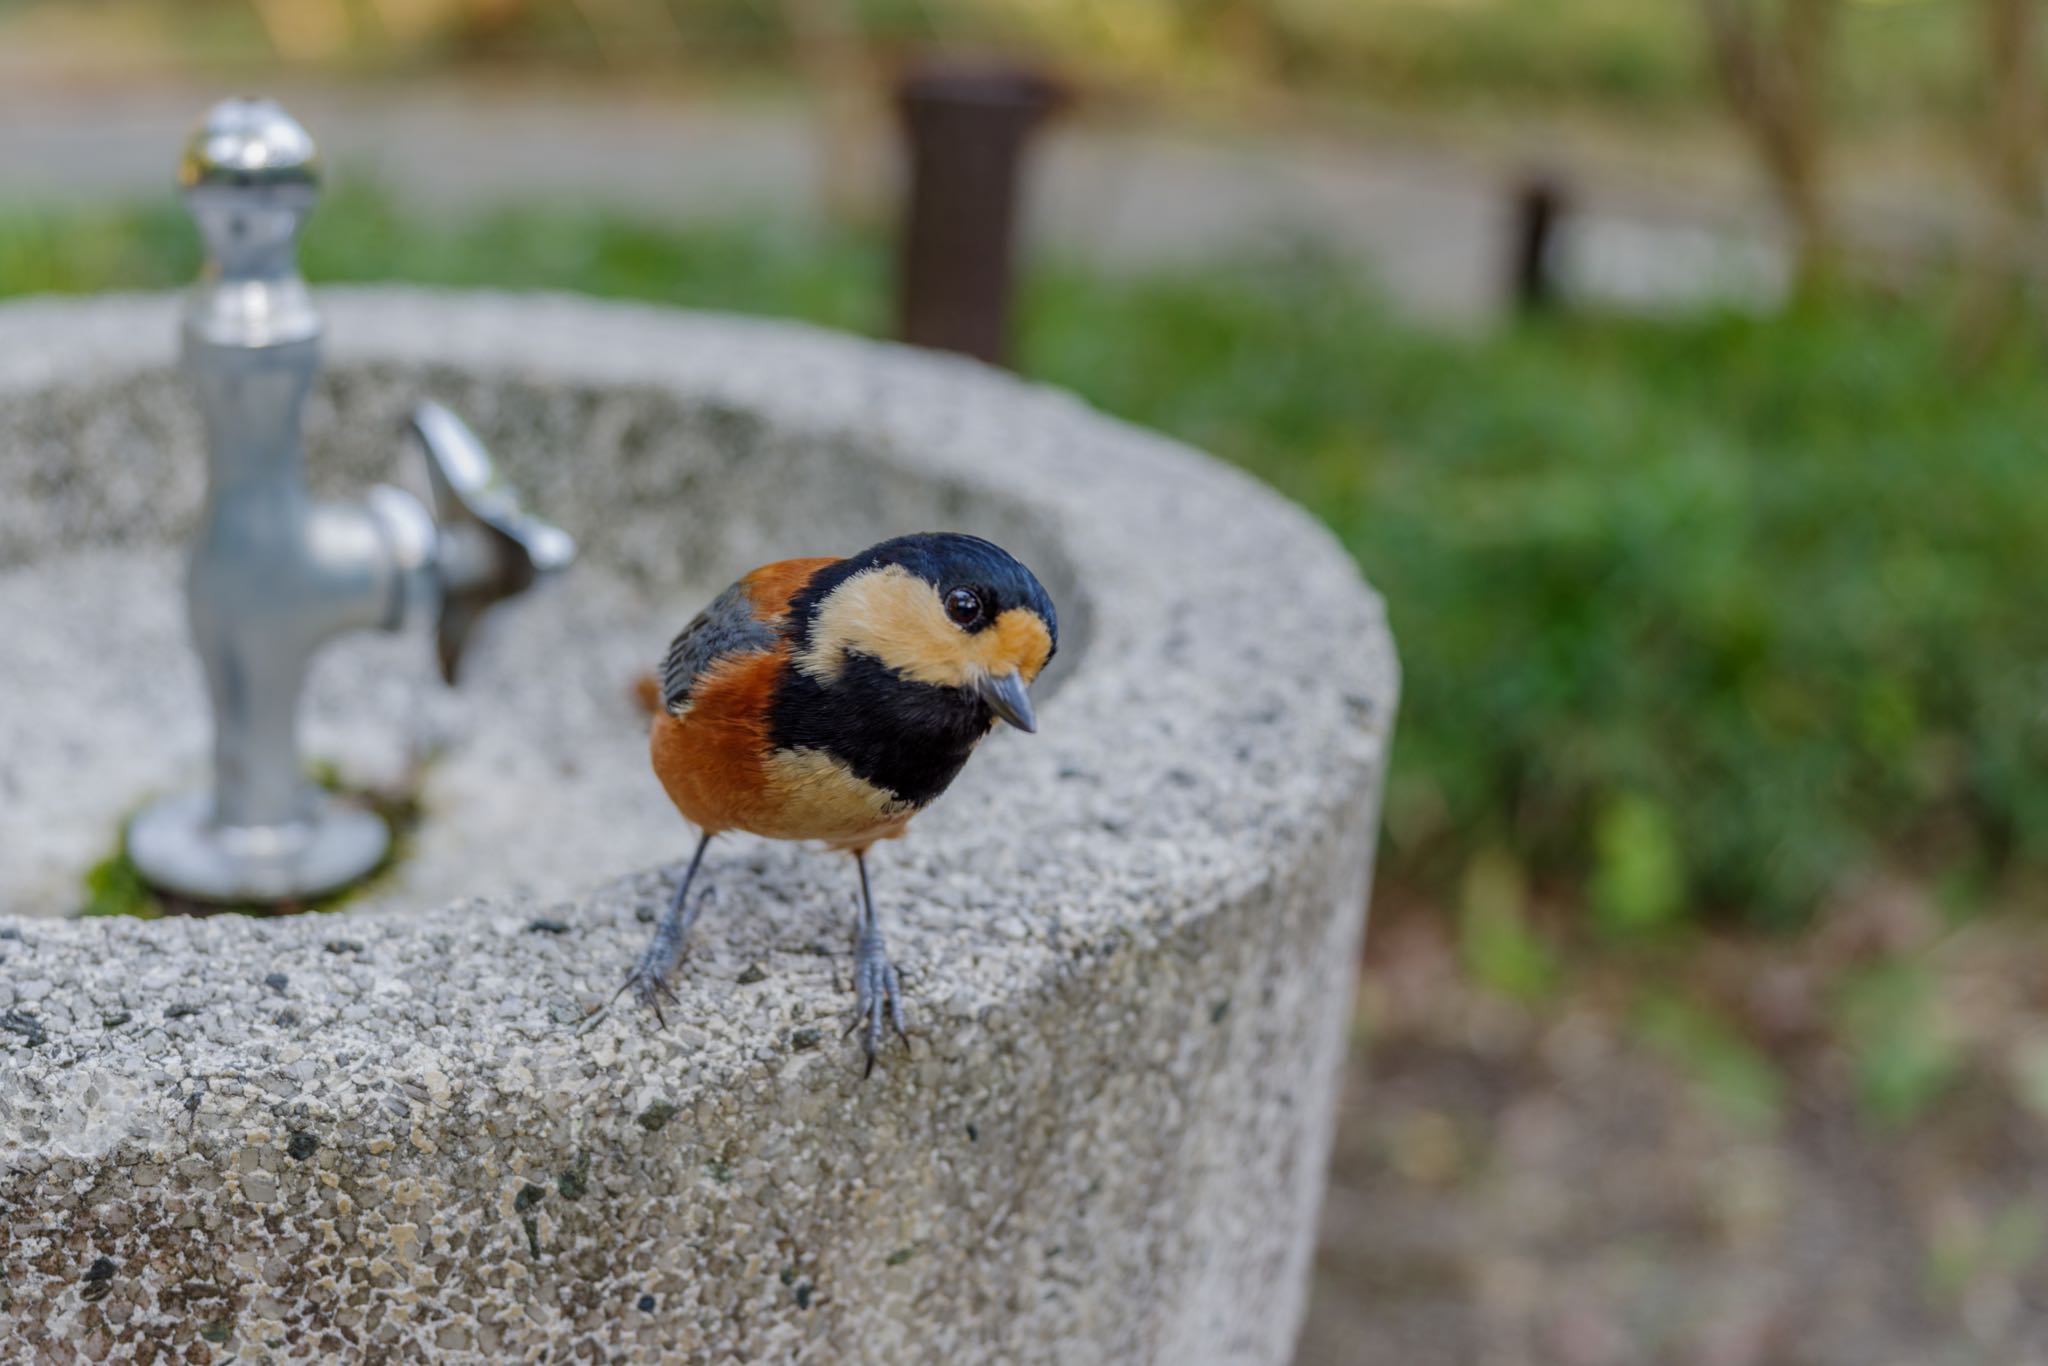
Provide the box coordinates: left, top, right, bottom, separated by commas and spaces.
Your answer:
658, 579, 777, 714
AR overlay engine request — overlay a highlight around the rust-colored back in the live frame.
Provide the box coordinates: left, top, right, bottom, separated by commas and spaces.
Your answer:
742, 557, 842, 622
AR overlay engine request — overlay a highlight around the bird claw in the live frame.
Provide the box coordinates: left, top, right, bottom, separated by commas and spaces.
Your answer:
615, 960, 680, 1027
851, 935, 910, 1075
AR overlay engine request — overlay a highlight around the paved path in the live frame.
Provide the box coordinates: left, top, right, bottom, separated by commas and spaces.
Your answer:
0, 76, 1797, 324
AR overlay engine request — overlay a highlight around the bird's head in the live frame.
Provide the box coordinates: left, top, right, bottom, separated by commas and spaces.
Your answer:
791, 533, 1058, 732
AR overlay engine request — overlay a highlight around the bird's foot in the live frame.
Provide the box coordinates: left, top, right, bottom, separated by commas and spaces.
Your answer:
614, 950, 682, 1027
847, 929, 910, 1076
612, 839, 713, 1029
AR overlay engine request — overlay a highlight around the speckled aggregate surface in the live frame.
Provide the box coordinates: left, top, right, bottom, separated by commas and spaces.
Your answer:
0, 290, 1396, 1363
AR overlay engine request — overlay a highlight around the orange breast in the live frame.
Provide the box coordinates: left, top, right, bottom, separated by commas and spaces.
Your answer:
649, 646, 915, 848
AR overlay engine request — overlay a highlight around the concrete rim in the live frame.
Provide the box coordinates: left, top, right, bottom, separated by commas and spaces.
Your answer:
0, 286, 1394, 941
0, 288, 1397, 1363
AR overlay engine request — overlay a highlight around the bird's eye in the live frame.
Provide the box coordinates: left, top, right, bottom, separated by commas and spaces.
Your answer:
944, 587, 982, 626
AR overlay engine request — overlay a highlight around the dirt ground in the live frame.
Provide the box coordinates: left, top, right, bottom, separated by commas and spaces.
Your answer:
1294, 890, 2048, 1366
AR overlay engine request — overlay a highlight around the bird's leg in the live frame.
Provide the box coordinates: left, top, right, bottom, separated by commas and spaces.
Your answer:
849, 849, 909, 1075
617, 831, 714, 1024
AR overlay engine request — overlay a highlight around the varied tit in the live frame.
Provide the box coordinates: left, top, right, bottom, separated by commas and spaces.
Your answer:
620, 532, 1058, 1072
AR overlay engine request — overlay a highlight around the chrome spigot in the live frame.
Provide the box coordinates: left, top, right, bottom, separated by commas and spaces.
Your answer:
128, 98, 574, 904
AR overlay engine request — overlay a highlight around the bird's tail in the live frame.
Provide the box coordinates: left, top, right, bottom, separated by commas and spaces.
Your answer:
630, 671, 662, 718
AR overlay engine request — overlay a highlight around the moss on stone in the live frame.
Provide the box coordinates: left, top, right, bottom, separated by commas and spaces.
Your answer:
75, 765, 425, 920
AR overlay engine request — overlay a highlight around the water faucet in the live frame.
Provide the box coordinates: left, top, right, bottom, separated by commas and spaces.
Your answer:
127, 98, 575, 904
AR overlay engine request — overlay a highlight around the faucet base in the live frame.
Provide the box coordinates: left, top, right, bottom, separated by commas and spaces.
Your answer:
130, 788, 390, 905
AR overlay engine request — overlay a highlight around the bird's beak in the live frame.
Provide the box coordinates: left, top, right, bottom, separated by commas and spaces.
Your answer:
976, 670, 1038, 733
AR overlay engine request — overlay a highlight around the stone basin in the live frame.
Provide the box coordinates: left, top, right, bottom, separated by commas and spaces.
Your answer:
0, 288, 1396, 1363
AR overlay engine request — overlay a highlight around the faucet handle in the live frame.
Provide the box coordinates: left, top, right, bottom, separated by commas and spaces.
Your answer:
408, 402, 577, 684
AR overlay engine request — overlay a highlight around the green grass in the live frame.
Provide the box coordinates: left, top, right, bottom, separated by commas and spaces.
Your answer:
7, 188, 2043, 927
0, 187, 889, 328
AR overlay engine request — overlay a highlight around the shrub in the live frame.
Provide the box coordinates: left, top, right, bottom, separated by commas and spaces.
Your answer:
1024, 258, 2048, 923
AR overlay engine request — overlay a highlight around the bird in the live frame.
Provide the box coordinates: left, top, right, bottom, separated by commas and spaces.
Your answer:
619, 532, 1058, 1072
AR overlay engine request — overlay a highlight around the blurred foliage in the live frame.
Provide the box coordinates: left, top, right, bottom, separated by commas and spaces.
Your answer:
2014, 1035, 2048, 1121
1456, 846, 1559, 1000
1027, 253, 2048, 926
1635, 994, 1786, 1129
1832, 959, 1962, 1124
4, 189, 2044, 928
0, 186, 888, 328
1590, 790, 1688, 937
0, 0, 1988, 126
1927, 1202, 2046, 1307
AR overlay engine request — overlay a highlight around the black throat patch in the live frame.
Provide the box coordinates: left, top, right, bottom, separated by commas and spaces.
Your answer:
766, 652, 993, 809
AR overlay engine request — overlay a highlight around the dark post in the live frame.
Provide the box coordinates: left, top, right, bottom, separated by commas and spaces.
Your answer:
894, 59, 1062, 367
1508, 172, 1569, 313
